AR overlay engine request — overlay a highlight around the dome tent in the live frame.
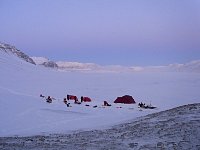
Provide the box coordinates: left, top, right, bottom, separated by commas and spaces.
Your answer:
114, 95, 135, 104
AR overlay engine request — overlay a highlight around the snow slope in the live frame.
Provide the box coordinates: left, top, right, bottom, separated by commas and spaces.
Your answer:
30, 57, 49, 65
1, 103, 199, 150
0, 50, 200, 137
0, 42, 35, 65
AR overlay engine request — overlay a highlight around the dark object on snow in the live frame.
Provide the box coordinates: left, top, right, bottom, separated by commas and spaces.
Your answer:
116, 106, 122, 108
63, 98, 71, 107
114, 95, 135, 104
146, 106, 156, 109
74, 101, 81, 104
93, 105, 98, 108
85, 104, 90, 106
138, 102, 156, 109
40, 94, 45, 98
63, 98, 67, 104
67, 94, 78, 102
81, 96, 92, 102
104, 101, 111, 106
138, 102, 144, 108
46, 96, 52, 103
66, 103, 70, 107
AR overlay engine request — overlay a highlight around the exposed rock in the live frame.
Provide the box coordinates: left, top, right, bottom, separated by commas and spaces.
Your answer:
0, 42, 36, 65
41, 61, 58, 68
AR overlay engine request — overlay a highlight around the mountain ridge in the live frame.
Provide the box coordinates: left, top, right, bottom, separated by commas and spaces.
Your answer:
0, 42, 36, 65
32, 56, 200, 73
1, 42, 200, 72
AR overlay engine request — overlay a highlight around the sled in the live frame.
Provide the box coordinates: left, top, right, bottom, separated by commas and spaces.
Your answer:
140, 105, 157, 109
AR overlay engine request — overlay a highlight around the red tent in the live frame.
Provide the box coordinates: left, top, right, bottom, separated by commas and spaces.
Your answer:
81, 96, 92, 102
114, 95, 135, 104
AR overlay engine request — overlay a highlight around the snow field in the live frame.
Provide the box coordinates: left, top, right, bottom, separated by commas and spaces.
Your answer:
1, 103, 200, 150
0, 50, 200, 137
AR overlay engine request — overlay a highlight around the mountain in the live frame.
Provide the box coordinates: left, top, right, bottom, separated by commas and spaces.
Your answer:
32, 57, 102, 71
56, 61, 101, 71
167, 60, 200, 72
32, 57, 200, 73
1, 42, 200, 72
30, 57, 49, 65
31, 56, 58, 69
41, 61, 58, 68
0, 42, 36, 65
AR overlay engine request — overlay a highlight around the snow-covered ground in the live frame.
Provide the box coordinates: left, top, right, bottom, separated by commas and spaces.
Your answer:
1, 103, 200, 150
0, 50, 200, 138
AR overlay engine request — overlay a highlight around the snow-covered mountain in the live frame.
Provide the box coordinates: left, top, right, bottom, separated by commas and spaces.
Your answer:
30, 57, 49, 65
1, 42, 200, 72
31, 57, 200, 73
31, 56, 101, 71
0, 42, 36, 65
56, 61, 101, 71
41, 61, 58, 68
129, 61, 200, 73
167, 60, 200, 72
31, 57, 58, 69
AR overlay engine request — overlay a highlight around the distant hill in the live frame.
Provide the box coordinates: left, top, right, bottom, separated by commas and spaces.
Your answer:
32, 56, 200, 73
1, 42, 200, 72
31, 57, 58, 69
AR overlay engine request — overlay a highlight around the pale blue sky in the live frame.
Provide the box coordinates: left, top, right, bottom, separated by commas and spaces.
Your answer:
0, 0, 200, 66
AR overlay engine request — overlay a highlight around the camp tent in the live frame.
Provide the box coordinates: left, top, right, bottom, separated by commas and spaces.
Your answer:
114, 95, 136, 104
81, 96, 92, 102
